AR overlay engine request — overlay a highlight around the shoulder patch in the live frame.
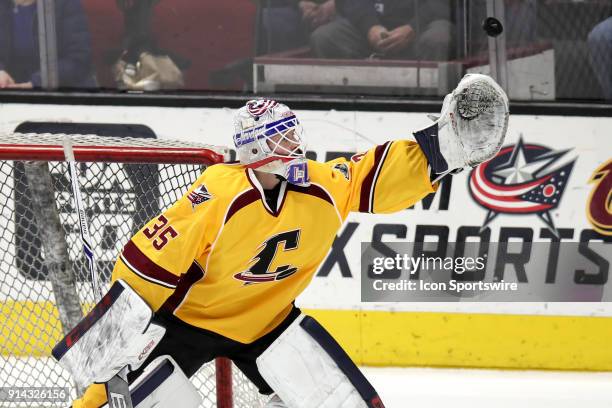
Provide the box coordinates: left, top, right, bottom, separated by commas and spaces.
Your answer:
333, 163, 351, 181
188, 184, 213, 209
350, 152, 366, 163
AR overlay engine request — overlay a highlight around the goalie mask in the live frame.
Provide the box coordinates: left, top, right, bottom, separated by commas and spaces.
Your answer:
233, 99, 309, 187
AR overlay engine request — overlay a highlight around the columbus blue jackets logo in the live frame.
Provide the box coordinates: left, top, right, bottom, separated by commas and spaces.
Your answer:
187, 184, 212, 209
468, 137, 575, 235
333, 163, 351, 180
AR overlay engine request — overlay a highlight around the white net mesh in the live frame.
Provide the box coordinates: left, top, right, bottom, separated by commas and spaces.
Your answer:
0, 133, 266, 408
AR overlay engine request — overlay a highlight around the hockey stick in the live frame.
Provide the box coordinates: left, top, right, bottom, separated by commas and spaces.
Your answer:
62, 138, 133, 408
62, 138, 103, 299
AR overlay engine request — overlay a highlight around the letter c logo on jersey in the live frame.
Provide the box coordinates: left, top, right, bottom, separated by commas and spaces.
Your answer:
234, 230, 301, 284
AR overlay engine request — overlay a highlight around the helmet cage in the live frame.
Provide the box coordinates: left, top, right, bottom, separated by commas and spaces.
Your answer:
260, 115, 306, 160
234, 114, 306, 167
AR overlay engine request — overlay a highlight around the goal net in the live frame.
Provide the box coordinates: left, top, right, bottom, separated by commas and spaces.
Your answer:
0, 132, 266, 408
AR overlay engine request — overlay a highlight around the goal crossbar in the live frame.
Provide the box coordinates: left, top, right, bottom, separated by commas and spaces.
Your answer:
0, 132, 230, 164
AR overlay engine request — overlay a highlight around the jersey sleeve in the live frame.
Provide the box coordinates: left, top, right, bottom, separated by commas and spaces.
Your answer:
111, 170, 222, 311
326, 140, 437, 218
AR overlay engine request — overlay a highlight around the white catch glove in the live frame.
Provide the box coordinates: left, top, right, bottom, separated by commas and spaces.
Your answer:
414, 73, 509, 177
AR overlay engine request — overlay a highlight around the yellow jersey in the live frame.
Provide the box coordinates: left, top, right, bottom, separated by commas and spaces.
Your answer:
112, 140, 435, 343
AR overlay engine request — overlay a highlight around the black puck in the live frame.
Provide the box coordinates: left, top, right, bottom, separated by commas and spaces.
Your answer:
482, 17, 503, 37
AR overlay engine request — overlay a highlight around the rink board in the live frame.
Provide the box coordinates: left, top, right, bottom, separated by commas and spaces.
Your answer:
307, 309, 612, 370
0, 103, 610, 370
2, 301, 612, 371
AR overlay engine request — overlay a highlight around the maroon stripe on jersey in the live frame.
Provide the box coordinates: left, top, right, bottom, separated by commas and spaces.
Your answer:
287, 183, 334, 206
225, 189, 260, 223
161, 261, 205, 313
359, 142, 391, 213
122, 240, 180, 287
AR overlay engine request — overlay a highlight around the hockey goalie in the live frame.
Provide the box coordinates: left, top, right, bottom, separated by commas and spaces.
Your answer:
54, 74, 509, 408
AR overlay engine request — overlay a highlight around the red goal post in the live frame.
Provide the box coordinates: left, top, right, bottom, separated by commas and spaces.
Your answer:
0, 132, 265, 408
0, 132, 228, 164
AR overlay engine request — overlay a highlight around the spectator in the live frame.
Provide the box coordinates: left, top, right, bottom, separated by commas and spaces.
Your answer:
113, 0, 187, 90
310, 0, 454, 60
588, 15, 612, 101
260, 0, 335, 54
116, 0, 159, 66
0, 0, 95, 89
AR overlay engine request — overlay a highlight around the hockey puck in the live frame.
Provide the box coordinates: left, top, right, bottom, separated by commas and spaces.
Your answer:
482, 17, 503, 37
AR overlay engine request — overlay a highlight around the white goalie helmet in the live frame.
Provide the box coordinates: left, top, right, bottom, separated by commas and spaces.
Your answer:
233, 99, 309, 186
